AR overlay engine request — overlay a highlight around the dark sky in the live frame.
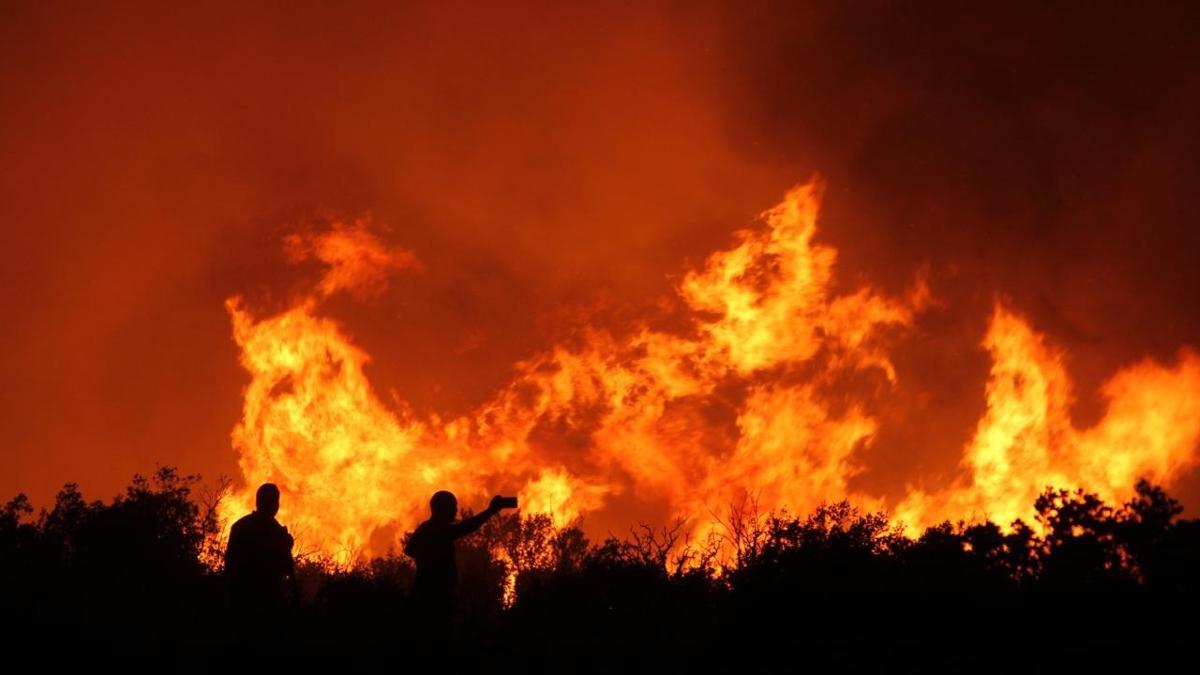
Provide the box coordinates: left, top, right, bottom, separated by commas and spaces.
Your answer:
2, 1, 1199, 510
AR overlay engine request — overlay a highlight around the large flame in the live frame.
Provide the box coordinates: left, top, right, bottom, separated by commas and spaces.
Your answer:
895, 304, 1200, 531
218, 183, 1200, 563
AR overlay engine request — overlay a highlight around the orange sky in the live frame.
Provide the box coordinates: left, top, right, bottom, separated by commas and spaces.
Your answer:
3, 1, 1200, 516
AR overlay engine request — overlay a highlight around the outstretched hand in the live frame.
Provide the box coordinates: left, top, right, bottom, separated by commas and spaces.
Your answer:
489, 495, 516, 511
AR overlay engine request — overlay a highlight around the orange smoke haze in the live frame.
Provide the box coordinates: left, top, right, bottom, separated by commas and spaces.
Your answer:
4, 2, 1200, 552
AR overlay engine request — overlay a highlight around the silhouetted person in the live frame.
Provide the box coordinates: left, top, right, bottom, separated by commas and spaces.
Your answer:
225, 483, 295, 622
404, 492, 513, 634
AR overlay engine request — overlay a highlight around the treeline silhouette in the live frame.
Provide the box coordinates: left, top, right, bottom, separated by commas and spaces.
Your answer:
1, 467, 1197, 667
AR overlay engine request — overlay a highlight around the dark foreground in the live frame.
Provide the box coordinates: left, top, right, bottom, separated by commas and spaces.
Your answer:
1, 469, 1196, 670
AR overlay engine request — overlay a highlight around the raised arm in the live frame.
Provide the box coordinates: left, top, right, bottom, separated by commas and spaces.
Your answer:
449, 496, 513, 539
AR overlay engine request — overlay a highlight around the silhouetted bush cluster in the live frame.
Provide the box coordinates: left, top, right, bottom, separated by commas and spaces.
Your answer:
2, 469, 1197, 666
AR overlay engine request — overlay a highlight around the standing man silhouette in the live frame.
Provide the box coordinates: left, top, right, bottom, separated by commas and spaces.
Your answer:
225, 483, 296, 620
404, 491, 515, 634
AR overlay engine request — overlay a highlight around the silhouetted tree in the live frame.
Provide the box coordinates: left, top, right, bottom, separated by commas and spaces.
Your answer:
2, 468, 1197, 660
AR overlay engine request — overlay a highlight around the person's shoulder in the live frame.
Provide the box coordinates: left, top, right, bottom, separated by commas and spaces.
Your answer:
231, 511, 278, 533
404, 519, 430, 553
411, 518, 445, 542
230, 512, 256, 531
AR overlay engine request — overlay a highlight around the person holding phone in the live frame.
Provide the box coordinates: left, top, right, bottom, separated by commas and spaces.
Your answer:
404, 492, 518, 635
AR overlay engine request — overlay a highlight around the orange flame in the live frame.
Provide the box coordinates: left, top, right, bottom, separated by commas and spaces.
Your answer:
895, 303, 1200, 531
218, 182, 1200, 565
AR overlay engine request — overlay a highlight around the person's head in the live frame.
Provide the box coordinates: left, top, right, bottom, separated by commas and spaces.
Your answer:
256, 483, 281, 517
430, 490, 457, 523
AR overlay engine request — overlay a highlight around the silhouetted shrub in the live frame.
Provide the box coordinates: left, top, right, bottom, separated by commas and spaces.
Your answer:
1, 468, 1197, 662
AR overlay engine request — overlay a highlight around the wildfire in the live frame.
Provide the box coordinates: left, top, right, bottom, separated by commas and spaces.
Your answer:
218, 182, 1200, 565
895, 304, 1200, 531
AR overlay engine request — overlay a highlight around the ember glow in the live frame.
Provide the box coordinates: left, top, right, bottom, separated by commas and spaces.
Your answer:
219, 183, 1200, 562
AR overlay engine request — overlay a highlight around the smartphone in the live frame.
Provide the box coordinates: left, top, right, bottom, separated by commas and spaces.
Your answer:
497, 496, 518, 509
